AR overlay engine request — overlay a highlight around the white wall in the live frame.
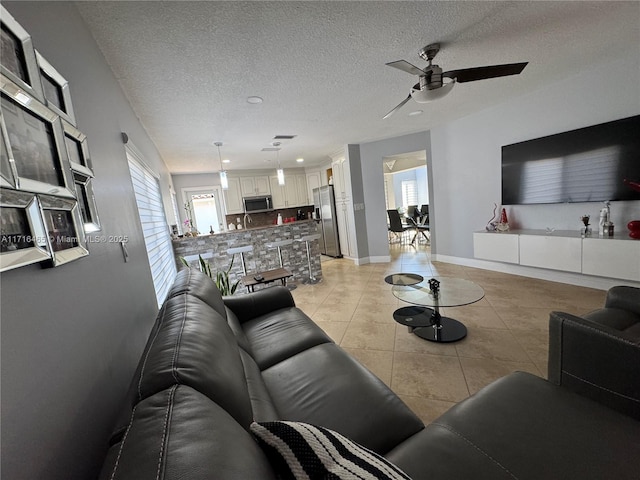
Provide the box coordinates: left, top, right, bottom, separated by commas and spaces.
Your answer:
357, 54, 639, 262
430, 54, 640, 259
1, 3, 171, 480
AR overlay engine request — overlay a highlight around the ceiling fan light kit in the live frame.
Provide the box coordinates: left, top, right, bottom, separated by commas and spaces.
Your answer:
384, 42, 527, 118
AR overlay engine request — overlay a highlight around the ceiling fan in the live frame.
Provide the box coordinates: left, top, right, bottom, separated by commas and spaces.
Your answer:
384, 43, 527, 119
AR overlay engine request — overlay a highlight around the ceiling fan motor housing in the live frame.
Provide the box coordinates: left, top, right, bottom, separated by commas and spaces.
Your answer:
420, 65, 443, 90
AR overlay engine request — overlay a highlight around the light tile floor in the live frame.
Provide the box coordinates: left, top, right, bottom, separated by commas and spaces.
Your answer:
291, 243, 606, 424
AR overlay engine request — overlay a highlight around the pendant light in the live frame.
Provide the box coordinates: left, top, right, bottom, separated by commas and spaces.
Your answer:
274, 142, 285, 185
214, 142, 228, 190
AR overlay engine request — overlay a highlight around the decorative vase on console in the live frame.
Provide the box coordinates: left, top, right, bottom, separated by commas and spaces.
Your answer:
496, 207, 510, 232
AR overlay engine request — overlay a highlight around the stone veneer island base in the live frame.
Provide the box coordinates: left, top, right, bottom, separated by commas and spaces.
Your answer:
172, 219, 321, 291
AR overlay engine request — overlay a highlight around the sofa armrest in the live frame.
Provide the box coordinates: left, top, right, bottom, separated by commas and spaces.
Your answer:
548, 311, 640, 420
604, 286, 640, 316
223, 286, 295, 323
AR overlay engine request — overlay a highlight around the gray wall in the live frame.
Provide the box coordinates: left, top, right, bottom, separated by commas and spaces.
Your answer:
358, 53, 639, 262
359, 131, 433, 260
1, 3, 171, 479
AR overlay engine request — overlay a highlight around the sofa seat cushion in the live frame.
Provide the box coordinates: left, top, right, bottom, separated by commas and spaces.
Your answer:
261, 343, 424, 454
385, 371, 640, 480
242, 307, 332, 369
584, 307, 640, 338
250, 421, 411, 480
99, 386, 277, 480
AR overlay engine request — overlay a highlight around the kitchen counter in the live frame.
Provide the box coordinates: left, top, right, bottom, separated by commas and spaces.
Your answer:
172, 219, 321, 290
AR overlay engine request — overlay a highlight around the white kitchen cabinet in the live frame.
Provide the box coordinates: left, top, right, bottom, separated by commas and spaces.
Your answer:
269, 176, 286, 209
240, 175, 270, 197
270, 174, 308, 208
331, 156, 351, 201
295, 174, 309, 206
335, 199, 357, 258
473, 232, 519, 264
582, 237, 640, 281
223, 177, 244, 214
306, 171, 321, 204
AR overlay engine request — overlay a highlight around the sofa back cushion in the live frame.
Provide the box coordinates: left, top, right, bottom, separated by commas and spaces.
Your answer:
167, 268, 228, 319
100, 386, 277, 480
133, 293, 253, 428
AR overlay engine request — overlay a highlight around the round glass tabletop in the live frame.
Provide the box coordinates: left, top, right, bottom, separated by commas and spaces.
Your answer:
392, 277, 484, 308
384, 273, 424, 286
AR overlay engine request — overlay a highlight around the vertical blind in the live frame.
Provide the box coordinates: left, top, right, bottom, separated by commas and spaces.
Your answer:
127, 151, 176, 307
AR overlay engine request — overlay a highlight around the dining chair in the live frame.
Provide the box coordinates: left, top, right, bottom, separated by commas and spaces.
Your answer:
387, 209, 411, 244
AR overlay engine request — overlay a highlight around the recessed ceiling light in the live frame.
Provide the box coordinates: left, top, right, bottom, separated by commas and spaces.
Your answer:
296, 158, 304, 163
408, 110, 423, 116
222, 159, 230, 164
247, 96, 263, 104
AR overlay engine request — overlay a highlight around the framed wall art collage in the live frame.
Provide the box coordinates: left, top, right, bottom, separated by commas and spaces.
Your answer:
1, 5, 99, 271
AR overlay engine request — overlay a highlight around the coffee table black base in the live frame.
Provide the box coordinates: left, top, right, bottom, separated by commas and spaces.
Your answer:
414, 317, 467, 343
393, 306, 435, 327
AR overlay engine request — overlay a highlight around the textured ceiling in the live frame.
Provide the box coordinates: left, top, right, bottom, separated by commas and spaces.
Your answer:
75, 1, 639, 174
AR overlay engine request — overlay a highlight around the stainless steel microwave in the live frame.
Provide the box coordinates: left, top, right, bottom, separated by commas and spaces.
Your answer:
243, 195, 273, 213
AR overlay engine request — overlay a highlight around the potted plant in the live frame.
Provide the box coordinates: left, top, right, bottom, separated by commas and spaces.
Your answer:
180, 254, 239, 296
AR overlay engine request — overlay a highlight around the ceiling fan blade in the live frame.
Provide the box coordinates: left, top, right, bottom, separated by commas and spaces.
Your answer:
383, 94, 412, 119
386, 60, 425, 76
443, 62, 528, 83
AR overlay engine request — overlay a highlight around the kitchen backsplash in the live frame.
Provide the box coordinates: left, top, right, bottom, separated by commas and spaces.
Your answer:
225, 205, 314, 229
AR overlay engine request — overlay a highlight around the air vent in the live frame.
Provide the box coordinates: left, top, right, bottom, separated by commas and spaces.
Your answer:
261, 147, 281, 152
273, 135, 297, 140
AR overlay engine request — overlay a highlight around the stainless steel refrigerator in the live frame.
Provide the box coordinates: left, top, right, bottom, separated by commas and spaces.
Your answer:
313, 186, 342, 258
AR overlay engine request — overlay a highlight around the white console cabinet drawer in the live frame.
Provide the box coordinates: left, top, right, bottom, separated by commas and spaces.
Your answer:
519, 235, 582, 272
582, 238, 640, 281
473, 232, 519, 264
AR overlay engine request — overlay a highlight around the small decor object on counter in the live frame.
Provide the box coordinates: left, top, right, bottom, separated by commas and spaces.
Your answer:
183, 201, 199, 236
580, 215, 592, 237
604, 222, 614, 237
496, 207, 510, 232
628, 221, 640, 239
598, 201, 611, 237
277, 213, 283, 225
209, 225, 215, 235
485, 203, 498, 231
228, 223, 236, 230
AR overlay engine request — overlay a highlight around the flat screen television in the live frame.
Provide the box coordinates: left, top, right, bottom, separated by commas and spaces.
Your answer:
501, 115, 640, 205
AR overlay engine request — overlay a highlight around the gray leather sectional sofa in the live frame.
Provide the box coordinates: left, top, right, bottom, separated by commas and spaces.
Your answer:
99, 268, 640, 479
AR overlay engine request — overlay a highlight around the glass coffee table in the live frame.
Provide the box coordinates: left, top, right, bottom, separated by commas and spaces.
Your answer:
392, 277, 484, 343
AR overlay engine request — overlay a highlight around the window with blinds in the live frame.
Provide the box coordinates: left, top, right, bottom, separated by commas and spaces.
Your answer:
127, 150, 176, 307
401, 180, 418, 208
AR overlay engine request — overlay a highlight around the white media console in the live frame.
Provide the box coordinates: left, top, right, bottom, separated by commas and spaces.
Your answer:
473, 230, 640, 282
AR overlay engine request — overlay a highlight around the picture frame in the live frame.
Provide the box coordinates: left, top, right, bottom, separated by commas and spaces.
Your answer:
0, 188, 51, 272
0, 119, 16, 187
63, 120, 93, 178
73, 171, 100, 233
1, 74, 76, 198
39, 193, 88, 266
0, 6, 45, 103
36, 51, 76, 125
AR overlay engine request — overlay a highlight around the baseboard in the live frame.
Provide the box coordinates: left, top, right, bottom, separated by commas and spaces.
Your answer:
431, 254, 640, 291
351, 255, 391, 265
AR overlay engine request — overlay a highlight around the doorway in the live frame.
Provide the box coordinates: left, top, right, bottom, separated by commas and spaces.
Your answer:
182, 187, 225, 234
